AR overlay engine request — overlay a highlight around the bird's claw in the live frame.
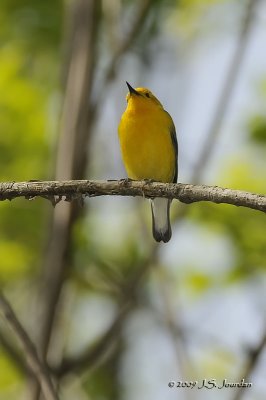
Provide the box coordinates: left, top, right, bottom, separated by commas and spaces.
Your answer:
120, 177, 134, 183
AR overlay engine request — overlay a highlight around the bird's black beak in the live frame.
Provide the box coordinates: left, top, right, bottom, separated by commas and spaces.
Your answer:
126, 81, 140, 96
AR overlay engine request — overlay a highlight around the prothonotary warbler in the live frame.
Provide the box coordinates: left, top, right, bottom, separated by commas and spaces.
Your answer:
118, 82, 178, 243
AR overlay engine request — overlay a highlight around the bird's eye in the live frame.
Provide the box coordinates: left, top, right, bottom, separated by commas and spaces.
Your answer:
145, 93, 150, 98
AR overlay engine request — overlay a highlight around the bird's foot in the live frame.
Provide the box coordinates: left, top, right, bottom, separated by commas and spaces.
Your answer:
143, 178, 156, 184
119, 177, 134, 184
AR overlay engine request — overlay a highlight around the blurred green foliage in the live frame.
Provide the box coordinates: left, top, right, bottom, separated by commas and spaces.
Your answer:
0, 350, 23, 399
190, 160, 266, 283
248, 114, 266, 144
0, 1, 62, 393
0, 0, 62, 282
0, 0, 62, 50
247, 78, 266, 144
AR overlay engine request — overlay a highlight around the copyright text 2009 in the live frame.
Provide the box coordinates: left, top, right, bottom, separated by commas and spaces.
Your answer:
168, 379, 252, 390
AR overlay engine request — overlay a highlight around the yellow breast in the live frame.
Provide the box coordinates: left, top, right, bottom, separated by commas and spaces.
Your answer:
118, 106, 175, 183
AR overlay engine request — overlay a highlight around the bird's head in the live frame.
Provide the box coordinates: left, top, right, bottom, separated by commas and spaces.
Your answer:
125, 82, 163, 109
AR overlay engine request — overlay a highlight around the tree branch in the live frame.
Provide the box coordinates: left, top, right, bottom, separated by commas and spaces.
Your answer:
0, 292, 58, 400
36, 3, 101, 394
0, 180, 265, 213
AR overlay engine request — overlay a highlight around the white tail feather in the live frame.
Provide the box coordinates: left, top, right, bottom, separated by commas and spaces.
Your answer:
151, 198, 171, 243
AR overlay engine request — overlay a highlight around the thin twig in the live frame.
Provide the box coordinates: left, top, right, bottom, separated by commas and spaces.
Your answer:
54, 303, 132, 377
0, 292, 59, 400
89, 0, 154, 118
192, 0, 259, 183
0, 180, 265, 212
52, 251, 153, 377
156, 269, 193, 400
103, 0, 153, 82
0, 328, 33, 377
232, 330, 266, 400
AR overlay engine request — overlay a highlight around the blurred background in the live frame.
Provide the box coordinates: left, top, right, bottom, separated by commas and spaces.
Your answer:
0, 0, 265, 399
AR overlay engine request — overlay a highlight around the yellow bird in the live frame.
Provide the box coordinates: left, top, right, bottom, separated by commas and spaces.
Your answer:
118, 82, 178, 243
